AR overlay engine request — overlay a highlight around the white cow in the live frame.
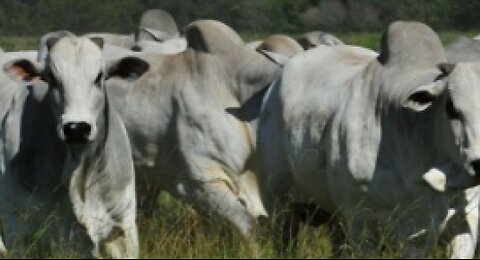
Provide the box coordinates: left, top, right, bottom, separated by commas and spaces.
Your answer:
0, 35, 149, 258
105, 20, 283, 238
257, 21, 480, 258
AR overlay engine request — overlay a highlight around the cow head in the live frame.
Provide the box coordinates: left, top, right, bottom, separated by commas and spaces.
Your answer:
378, 21, 480, 189
4, 35, 149, 145
401, 63, 480, 189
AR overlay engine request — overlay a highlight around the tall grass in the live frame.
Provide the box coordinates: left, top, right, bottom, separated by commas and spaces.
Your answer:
6, 191, 455, 258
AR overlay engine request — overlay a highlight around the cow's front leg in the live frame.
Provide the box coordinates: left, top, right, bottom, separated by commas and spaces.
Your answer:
177, 177, 257, 238
95, 222, 139, 259
445, 206, 479, 259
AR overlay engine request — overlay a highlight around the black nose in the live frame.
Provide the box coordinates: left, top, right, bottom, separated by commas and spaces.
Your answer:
471, 160, 480, 175
63, 122, 91, 144
131, 45, 142, 52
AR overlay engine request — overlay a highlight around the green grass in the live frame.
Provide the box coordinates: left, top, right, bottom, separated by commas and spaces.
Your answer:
1, 31, 478, 52
5, 191, 457, 258
0, 37, 38, 51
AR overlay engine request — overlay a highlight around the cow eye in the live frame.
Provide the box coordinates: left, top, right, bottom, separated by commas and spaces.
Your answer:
446, 99, 461, 119
94, 72, 103, 84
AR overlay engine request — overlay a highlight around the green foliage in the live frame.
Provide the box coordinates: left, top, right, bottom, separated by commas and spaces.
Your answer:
0, 0, 478, 37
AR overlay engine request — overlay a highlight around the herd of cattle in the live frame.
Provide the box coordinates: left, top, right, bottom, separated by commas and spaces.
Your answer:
1, 8, 480, 258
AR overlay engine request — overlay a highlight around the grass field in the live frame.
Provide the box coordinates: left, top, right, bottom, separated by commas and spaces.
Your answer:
1, 31, 477, 52
1, 31, 479, 258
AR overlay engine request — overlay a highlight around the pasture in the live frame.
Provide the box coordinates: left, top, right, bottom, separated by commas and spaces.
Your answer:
2, 31, 477, 259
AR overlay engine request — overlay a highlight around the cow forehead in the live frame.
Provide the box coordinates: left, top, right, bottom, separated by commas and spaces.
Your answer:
49, 37, 104, 79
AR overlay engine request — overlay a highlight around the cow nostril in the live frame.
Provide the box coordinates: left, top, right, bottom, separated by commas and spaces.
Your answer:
63, 122, 91, 144
471, 160, 480, 175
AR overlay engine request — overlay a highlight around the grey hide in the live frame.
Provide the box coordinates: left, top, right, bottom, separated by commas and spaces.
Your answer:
446, 36, 480, 63
296, 31, 344, 50
83, 32, 135, 49
256, 34, 304, 58
258, 21, 480, 258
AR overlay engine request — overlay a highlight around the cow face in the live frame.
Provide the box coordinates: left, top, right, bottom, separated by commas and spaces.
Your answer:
44, 37, 106, 144
4, 35, 150, 146
442, 64, 480, 177
402, 63, 480, 178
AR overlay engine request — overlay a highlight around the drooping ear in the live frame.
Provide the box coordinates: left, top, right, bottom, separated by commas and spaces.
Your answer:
106, 56, 150, 81
402, 81, 446, 112
37, 30, 74, 62
46, 37, 60, 51
3, 59, 42, 83
89, 37, 104, 50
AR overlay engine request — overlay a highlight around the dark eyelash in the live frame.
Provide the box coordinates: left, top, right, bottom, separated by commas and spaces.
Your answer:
95, 72, 103, 84
446, 99, 461, 120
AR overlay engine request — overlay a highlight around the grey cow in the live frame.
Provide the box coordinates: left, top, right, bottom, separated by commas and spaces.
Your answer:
105, 20, 282, 237
0, 35, 149, 258
256, 34, 304, 58
446, 36, 480, 63
85, 9, 187, 55
296, 31, 344, 50
257, 21, 480, 258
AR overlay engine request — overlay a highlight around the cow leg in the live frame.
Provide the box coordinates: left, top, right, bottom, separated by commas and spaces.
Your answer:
178, 179, 256, 238
443, 207, 479, 259
96, 224, 139, 259
0, 235, 6, 258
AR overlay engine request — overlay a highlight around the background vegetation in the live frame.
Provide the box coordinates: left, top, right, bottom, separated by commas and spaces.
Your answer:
0, 0, 479, 37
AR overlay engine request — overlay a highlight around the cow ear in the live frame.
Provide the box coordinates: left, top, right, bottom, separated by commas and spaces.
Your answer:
402, 81, 445, 112
438, 63, 456, 76
3, 59, 42, 83
46, 37, 60, 51
106, 56, 150, 81
89, 37, 104, 50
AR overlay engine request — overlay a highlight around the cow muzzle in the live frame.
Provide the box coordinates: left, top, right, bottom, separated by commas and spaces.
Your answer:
63, 122, 92, 144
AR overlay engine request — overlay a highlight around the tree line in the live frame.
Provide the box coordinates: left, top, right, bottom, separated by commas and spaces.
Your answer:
0, 0, 478, 36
